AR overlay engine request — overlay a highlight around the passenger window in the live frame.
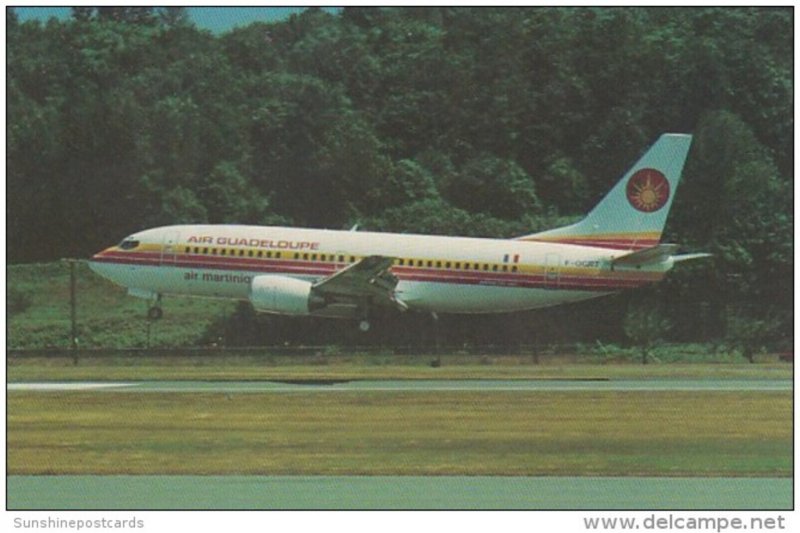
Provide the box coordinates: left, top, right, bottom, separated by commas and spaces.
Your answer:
493, 265, 498, 272
248, 250, 254, 257
258, 251, 263, 258
212, 248, 218, 255
267, 251, 272, 258
194, 247, 199, 254
446, 262, 451, 269
427, 260, 433, 268
338, 255, 344, 263
276, 252, 281, 259
512, 266, 518, 272
203, 247, 209, 254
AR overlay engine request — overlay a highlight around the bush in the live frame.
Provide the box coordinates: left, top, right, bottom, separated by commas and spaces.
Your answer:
7, 288, 32, 316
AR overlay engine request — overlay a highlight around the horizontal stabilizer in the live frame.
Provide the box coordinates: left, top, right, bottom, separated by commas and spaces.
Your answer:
672, 253, 713, 263
613, 244, 679, 267
613, 245, 712, 267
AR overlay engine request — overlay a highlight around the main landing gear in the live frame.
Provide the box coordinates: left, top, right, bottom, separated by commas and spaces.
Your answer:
147, 294, 163, 320
356, 298, 372, 333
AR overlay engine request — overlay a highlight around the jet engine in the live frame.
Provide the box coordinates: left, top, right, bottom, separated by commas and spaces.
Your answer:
249, 275, 325, 315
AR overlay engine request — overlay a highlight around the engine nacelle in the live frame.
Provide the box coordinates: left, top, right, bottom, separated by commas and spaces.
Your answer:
249, 275, 325, 315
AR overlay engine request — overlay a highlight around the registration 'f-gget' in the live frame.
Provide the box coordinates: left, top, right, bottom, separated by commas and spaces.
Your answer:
90, 134, 708, 331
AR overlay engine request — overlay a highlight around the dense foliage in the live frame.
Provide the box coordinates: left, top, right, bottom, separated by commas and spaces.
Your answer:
7, 7, 792, 349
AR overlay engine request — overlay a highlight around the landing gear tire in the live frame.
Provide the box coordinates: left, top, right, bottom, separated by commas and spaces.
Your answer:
358, 320, 371, 332
147, 306, 163, 320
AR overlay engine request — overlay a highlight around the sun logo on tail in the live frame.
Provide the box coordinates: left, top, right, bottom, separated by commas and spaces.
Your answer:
626, 168, 670, 212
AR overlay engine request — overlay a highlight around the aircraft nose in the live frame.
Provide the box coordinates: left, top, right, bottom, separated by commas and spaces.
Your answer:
88, 256, 101, 274
89, 247, 108, 264
88, 247, 115, 278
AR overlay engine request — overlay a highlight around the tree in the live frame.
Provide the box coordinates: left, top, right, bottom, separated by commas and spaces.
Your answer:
71, 7, 95, 22
200, 161, 275, 224
668, 111, 792, 342
623, 301, 672, 364
443, 154, 540, 219
96, 7, 158, 25
371, 158, 440, 211
723, 308, 781, 364
158, 7, 191, 29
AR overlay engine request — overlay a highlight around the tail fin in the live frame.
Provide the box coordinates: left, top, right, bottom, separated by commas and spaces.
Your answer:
517, 133, 692, 250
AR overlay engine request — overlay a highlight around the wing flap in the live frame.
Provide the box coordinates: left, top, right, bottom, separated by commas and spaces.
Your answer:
313, 255, 406, 309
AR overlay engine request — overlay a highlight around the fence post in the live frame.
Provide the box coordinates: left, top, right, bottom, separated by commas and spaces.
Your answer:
65, 259, 79, 365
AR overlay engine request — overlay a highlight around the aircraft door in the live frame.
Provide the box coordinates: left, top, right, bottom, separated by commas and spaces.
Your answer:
544, 253, 561, 287
160, 230, 181, 266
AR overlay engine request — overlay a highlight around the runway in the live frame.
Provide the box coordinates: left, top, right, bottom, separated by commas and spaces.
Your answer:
8, 378, 792, 392
7, 475, 792, 510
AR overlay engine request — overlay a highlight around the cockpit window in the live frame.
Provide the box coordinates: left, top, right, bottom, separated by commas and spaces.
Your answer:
119, 239, 140, 250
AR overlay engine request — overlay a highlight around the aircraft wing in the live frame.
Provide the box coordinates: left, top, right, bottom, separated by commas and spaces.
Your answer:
313, 255, 407, 310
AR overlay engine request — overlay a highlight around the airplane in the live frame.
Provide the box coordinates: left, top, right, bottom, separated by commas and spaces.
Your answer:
89, 133, 709, 331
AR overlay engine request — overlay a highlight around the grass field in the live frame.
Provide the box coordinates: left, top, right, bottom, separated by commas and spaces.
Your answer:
8, 263, 793, 482
7, 389, 791, 477
7, 354, 793, 382
7, 262, 786, 367
7, 261, 235, 349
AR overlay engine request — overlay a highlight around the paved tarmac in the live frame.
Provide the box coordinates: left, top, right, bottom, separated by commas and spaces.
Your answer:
7, 475, 791, 510
7, 378, 792, 392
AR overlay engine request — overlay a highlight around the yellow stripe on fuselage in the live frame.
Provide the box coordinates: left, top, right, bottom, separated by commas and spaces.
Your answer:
109, 243, 664, 284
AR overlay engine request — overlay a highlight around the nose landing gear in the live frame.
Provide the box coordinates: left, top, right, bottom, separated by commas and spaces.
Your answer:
147, 294, 163, 320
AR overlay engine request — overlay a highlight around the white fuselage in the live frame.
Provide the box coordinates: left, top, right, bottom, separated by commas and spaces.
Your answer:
89, 224, 668, 315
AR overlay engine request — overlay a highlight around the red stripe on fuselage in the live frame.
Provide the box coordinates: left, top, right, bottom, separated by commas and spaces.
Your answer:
90, 251, 658, 292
